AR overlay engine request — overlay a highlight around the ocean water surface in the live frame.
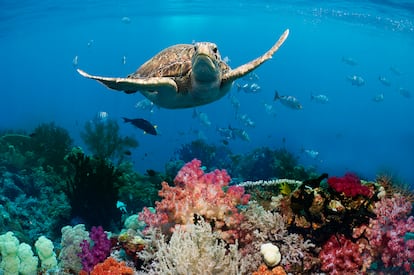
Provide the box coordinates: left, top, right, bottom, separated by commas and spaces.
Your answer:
1, 0, 413, 184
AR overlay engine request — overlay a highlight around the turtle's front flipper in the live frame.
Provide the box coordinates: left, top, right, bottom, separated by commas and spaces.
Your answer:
222, 29, 289, 83
77, 69, 178, 94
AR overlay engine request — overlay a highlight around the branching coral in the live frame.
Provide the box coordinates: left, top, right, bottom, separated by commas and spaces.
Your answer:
81, 118, 138, 162
240, 201, 318, 273
139, 159, 250, 244
139, 219, 247, 275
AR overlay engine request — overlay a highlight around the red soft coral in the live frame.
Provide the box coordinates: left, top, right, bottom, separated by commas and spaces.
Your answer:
90, 257, 134, 275
139, 159, 250, 243
319, 234, 367, 274
327, 173, 372, 197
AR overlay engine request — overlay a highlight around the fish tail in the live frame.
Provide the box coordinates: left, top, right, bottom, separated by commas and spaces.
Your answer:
273, 90, 280, 101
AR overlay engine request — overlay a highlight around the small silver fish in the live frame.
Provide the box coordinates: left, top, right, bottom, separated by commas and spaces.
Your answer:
372, 93, 384, 102
192, 109, 211, 127
87, 40, 94, 47
72, 55, 78, 67
303, 149, 319, 159
311, 93, 329, 104
346, 75, 365, 86
95, 111, 109, 122
121, 16, 131, 24
389, 65, 402, 76
342, 56, 358, 66
236, 82, 261, 93
378, 76, 391, 86
399, 87, 411, 98
237, 114, 255, 128
264, 103, 277, 116
274, 91, 303, 110
135, 99, 155, 113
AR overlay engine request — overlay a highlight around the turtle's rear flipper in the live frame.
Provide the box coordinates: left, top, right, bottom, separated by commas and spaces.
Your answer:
77, 69, 178, 94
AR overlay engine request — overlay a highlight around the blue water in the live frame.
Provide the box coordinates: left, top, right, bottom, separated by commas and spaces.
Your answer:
1, 0, 413, 184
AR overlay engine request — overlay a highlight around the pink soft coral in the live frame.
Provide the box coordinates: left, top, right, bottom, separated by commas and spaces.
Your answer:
364, 193, 414, 272
139, 159, 250, 243
327, 173, 372, 197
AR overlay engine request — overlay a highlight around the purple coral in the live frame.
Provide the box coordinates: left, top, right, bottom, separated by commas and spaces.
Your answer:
78, 226, 111, 272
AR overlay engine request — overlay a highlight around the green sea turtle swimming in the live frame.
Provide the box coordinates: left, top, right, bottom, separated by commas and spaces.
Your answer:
77, 29, 289, 109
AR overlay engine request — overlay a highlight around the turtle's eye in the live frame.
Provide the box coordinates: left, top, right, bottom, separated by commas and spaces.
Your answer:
212, 47, 218, 53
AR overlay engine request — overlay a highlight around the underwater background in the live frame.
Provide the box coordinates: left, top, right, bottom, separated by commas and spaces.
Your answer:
2, 0, 413, 183
1, 0, 414, 274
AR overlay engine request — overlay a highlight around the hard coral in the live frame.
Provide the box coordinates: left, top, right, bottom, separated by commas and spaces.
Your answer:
90, 257, 134, 275
328, 173, 372, 197
139, 159, 250, 243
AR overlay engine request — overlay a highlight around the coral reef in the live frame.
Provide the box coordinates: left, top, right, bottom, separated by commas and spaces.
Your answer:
88, 257, 134, 275
328, 173, 373, 197
252, 264, 287, 275
319, 234, 368, 274
138, 219, 247, 274
64, 147, 123, 229
78, 226, 112, 273
29, 122, 73, 173
0, 122, 73, 173
233, 147, 314, 181
139, 159, 250, 243
58, 224, 90, 274
240, 201, 319, 273
117, 161, 163, 212
81, 118, 138, 162
358, 193, 414, 272
0, 168, 70, 243
174, 139, 232, 171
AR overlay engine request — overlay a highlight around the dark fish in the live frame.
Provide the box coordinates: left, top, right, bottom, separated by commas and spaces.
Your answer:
221, 139, 229, 145
146, 169, 156, 176
123, 150, 132, 156
122, 117, 157, 135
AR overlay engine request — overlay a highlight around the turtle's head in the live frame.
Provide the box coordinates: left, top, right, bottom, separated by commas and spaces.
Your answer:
192, 42, 222, 82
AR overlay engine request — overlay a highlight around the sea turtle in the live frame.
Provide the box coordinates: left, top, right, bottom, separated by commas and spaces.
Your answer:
77, 29, 289, 109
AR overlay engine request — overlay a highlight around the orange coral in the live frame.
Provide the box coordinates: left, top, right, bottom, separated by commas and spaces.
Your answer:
90, 257, 134, 275
252, 264, 287, 275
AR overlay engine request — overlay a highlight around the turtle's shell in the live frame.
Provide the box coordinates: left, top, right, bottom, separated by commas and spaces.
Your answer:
127, 44, 230, 79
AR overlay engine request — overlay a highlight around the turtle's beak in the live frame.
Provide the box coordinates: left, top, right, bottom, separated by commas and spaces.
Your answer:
192, 43, 220, 82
